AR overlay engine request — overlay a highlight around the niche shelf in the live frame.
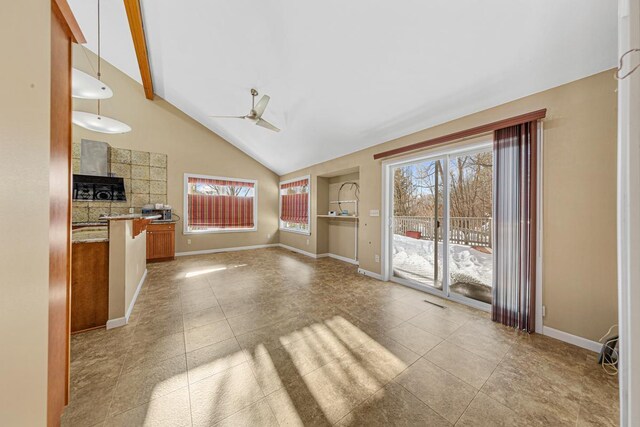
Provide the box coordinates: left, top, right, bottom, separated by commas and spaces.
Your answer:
316, 169, 360, 263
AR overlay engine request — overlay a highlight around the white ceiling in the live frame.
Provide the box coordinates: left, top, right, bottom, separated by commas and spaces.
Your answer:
69, 1, 617, 175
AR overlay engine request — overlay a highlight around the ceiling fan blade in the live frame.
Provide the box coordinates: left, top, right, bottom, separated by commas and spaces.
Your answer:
254, 95, 270, 118
208, 115, 246, 119
256, 118, 280, 132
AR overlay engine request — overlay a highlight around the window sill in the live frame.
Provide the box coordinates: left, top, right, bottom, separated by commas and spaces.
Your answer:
279, 228, 311, 236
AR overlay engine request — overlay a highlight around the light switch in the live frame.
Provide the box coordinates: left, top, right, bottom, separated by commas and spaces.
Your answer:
369, 209, 380, 217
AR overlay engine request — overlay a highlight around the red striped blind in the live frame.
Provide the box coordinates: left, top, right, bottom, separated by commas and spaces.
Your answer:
188, 194, 254, 228
189, 176, 255, 188
281, 193, 309, 224
280, 178, 309, 224
281, 178, 308, 189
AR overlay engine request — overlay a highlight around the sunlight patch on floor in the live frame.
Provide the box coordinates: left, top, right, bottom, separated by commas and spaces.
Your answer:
183, 263, 248, 278
142, 315, 407, 425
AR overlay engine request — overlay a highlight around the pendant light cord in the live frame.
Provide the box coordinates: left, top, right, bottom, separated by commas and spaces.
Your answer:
97, 0, 102, 116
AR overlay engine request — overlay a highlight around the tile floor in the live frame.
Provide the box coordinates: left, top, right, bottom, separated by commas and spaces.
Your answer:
62, 248, 619, 426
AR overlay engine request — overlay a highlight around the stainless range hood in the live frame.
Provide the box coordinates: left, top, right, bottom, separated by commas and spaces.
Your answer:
73, 140, 127, 202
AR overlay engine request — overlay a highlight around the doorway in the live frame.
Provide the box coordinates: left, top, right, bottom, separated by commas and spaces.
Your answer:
383, 143, 493, 310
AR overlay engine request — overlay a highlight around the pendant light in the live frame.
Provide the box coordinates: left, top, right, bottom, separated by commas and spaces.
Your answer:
72, 111, 131, 134
72, 68, 113, 99
73, 0, 131, 134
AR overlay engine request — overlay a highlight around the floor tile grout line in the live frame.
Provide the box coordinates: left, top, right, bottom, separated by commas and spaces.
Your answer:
66, 250, 616, 426
177, 284, 195, 427
467, 338, 522, 421
392, 374, 460, 425
106, 280, 188, 421
102, 296, 144, 421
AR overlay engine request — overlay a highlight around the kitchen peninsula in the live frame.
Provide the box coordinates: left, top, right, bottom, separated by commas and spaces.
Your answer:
71, 214, 159, 333
104, 214, 159, 329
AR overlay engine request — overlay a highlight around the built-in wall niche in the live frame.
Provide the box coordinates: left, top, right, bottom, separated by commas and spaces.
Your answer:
316, 168, 360, 263
72, 141, 168, 223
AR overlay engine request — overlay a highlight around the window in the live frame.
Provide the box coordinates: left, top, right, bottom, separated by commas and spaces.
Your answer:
184, 174, 257, 234
280, 176, 310, 234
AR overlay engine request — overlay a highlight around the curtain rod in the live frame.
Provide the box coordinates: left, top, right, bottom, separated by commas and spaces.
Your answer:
373, 108, 547, 160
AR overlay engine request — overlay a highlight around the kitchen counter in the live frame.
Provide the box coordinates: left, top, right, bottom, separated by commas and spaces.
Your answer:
100, 214, 161, 221
72, 226, 108, 243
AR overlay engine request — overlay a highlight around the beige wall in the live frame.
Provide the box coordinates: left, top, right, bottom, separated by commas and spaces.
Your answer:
0, 0, 50, 424
280, 70, 618, 342
108, 220, 146, 321
72, 45, 280, 253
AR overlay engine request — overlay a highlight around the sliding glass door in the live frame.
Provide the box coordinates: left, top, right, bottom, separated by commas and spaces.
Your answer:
388, 145, 493, 309
391, 158, 445, 291
447, 151, 493, 305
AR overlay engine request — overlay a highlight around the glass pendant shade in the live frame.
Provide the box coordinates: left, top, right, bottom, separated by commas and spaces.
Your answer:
72, 111, 132, 134
72, 68, 113, 99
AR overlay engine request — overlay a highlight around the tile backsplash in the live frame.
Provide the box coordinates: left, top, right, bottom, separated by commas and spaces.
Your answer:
72, 142, 168, 223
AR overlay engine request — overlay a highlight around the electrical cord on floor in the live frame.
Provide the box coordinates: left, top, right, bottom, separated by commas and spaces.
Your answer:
598, 324, 619, 376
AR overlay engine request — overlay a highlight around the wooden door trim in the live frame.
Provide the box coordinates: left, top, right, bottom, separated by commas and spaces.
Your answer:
52, 0, 86, 44
49, 0, 83, 424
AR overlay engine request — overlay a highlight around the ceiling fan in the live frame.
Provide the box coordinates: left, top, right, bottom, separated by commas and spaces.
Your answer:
209, 88, 280, 132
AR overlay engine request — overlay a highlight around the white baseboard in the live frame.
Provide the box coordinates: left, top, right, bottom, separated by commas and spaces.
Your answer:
176, 243, 359, 267
107, 269, 147, 330
543, 326, 602, 353
357, 268, 384, 280
126, 268, 147, 320
278, 244, 320, 259
280, 245, 358, 265
176, 243, 279, 257
326, 253, 359, 265
106, 317, 127, 329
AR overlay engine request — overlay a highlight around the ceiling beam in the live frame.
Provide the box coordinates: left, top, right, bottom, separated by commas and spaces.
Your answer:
123, 0, 154, 100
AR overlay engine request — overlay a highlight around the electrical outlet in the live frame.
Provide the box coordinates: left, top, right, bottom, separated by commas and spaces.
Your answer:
267, 233, 271, 239
306, 239, 310, 245
374, 254, 380, 263
369, 209, 380, 217
129, 207, 134, 214
542, 305, 546, 317
187, 239, 192, 245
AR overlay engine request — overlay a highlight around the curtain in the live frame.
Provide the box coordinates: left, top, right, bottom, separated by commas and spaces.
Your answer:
188, 194, 254, 228
280, 178, 309, 224
492, 121, 537, 332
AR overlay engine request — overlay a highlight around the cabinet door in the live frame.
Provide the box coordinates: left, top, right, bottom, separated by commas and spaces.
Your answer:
146, 231, 155, 260
152, 230, 175, 259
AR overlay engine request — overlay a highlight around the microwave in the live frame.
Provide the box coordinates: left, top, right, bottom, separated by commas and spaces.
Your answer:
142, 207, 172, 221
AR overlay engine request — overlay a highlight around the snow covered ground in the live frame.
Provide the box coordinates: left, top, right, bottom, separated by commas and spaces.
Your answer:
392, 233, 493, 288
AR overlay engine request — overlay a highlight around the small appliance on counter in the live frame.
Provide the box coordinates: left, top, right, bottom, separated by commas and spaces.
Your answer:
142, 204, 173, 221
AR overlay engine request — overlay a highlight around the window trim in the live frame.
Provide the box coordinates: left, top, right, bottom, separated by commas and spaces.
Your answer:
183, 173, 258, 235
279, 174, 311, 236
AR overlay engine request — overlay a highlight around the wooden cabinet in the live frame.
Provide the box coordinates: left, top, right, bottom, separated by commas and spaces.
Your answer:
71, 242, 109, 333
147, 222, 176, 262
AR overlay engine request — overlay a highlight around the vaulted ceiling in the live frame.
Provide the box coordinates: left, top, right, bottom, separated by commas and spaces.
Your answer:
69, 1, 617, 175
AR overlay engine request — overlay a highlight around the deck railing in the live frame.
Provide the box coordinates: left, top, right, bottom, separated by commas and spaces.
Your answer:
394, 216, 492, 247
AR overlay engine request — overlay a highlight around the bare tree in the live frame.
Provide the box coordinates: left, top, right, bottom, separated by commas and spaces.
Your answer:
393, 167, 417, 216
